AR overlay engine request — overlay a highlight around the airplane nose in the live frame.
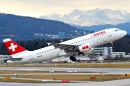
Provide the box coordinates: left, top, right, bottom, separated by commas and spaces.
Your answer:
120, 30, 127, 37
122, 30, 127, 36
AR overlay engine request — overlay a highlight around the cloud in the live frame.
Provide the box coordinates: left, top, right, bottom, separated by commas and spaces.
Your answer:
40, 9, 130, 26
0, 0, 130, 17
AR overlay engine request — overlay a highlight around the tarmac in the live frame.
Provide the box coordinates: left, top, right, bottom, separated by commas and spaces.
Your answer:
0, 79, 130, 86
1, 67, 130, 74
0, 65, 130, 86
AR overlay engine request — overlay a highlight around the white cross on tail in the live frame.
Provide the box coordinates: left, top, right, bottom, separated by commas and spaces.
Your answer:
9, 43, 17, 52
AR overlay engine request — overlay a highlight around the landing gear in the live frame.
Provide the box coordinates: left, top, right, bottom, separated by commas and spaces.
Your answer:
78, 52, 85, 56
110, 41, 115, 51
70, 56, 76, 61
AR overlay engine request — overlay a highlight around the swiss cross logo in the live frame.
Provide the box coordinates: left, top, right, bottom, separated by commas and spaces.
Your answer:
9, 43, 17, 52
3, 39, 26, 55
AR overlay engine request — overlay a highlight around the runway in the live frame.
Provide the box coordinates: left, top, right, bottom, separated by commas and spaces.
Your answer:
1, 67, 130, 74
0, 66, 130, 85
0, 79, 130, 86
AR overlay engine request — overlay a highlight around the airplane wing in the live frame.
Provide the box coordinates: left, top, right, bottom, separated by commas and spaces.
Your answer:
50, 43, 78, 53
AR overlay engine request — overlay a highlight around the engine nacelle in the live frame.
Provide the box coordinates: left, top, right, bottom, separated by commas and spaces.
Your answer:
83, 48, 94, 54
76, 43, 92, 52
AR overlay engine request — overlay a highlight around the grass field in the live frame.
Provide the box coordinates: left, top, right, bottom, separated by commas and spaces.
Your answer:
0, 78, 42, 83
18, 75, 130, 81
0, 63, 130, 68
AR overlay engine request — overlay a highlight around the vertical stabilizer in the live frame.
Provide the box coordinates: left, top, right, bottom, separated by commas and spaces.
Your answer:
3, 38, 27, 58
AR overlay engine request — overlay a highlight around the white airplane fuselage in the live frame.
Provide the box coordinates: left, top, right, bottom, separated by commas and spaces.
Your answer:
6, 28, 127, 63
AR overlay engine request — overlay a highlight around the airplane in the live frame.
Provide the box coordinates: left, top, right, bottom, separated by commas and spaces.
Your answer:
3, 28, 127, 63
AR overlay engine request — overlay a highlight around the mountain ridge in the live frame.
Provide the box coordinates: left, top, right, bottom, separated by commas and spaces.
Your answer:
73, 22, 130, 34
0, 13, 88, 42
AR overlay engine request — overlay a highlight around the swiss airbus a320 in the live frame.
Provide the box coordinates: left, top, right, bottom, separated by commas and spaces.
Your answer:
3, 28, 127, 63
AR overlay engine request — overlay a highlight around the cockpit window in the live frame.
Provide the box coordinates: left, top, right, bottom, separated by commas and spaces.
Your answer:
115, 28, 120, 32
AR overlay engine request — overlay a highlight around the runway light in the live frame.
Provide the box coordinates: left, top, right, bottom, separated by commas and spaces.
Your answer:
62, 80, 70, 82
99, 73, 103, 75
5, 77, 10, 79
122, 74, 130, 76
80, 61, 84, 63
91, 77, 96, 79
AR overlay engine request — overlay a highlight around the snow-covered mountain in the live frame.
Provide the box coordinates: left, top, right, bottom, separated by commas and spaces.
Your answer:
40, 8, 130, 26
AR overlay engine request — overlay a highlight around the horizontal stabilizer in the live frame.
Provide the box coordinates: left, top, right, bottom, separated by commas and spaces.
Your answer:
7, 58, 22, 61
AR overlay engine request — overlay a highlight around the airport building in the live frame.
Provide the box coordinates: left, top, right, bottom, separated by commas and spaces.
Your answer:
0, 59, 4, 64
93, 47, 126, 56
0, 55, 11, 64
111, 52, 126, 55
93, 47, 113, 56
58, 32, 65, 39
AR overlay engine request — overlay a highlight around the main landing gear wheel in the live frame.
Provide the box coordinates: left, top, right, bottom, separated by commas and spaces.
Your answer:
70, 56, 76, 61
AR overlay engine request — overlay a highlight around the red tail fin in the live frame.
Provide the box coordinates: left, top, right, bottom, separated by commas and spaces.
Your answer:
3, 38, 26, 55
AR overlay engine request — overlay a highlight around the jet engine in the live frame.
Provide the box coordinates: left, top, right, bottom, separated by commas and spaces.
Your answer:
75, 43, 92, 52
83, 48, 94, 54
70, 43, 94, 61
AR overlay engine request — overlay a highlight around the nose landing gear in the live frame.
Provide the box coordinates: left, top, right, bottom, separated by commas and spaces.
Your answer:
110, 41, 115, 50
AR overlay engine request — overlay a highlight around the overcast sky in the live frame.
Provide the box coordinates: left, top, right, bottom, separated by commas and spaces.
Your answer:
0, 0, 130, 17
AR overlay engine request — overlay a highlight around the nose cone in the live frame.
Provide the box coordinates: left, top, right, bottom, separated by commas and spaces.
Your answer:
123, 30, 127, 36
120, 30, 127, 38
